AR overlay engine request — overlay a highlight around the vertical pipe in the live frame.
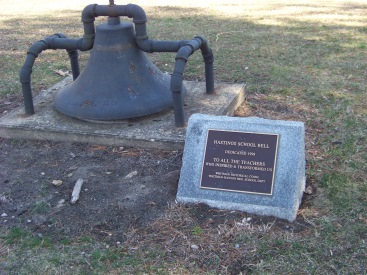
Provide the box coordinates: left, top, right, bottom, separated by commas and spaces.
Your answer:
67, 50, 80, 80
204, 56, 215, 94
171, 47, 191, 127
171, 68, 186, 127
54, 34, 80, 80
21, 83, 34, 115
195, 36, 215, 94
19, 46, 42, 115
172, 91, 185, 127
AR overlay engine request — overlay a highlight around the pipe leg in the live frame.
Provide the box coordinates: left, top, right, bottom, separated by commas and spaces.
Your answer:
205, 61, 215, 94
20, 53, 39, 115
21, 82, 34, 115
172, 92, 186, 127
67, 49, 80, 80
203, 48, 215, 94
19, 34, 83, 115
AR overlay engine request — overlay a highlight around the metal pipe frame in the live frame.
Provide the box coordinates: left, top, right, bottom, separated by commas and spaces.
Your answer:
19, 3, 214, 127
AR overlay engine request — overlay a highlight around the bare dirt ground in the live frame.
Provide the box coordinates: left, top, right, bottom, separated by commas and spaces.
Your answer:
0, 139, 183, 242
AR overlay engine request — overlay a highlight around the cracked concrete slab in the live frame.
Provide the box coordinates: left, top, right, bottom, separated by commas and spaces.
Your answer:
0, 76, 245, 150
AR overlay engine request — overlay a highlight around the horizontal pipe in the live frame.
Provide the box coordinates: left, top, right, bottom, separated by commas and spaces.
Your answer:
81, 4, 188, 53
81, 4, 147, 35
136, 39, 190, 53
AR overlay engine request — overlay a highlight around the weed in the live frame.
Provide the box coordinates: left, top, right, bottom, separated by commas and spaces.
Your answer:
191, 226, 204, 235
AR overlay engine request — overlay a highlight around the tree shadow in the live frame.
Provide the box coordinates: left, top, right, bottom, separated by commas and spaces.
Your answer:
0, 4, 365, 106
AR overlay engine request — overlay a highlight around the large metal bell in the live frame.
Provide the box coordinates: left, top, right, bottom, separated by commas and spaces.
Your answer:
54, 17, 187, 121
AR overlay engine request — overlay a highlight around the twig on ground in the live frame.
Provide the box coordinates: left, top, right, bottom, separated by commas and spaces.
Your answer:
215, 31, 244, 42
70, 179, 84, 204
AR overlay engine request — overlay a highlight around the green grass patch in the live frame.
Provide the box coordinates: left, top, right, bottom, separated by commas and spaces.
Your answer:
2, 227, 27, 245
191, 226, 204, 235
1, 227, 52, 249
320, 172, 366, 217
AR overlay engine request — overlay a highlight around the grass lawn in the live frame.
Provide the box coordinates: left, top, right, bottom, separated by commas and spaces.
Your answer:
0, 0, 366, 273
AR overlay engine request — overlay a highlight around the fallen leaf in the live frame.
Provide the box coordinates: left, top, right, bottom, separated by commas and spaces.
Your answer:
52, 180, 63, 186
304, 185, 313, 195
125, 171, 138, 179
53, 69, 69, 76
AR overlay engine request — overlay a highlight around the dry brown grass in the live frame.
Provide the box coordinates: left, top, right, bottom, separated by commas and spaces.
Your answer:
1, 0, 366, 274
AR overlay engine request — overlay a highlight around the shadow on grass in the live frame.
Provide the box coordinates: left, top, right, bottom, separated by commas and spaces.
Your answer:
0, 4, 365, 95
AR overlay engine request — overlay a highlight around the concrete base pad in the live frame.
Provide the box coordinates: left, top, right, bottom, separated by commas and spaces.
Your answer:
0, 76, 245, 150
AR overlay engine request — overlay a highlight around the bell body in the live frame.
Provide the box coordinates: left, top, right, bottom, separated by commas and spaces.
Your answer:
54, 19, 186, 120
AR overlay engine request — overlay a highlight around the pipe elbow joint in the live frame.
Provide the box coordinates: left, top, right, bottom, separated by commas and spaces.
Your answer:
136, 38, 152, 53
44, 36, 59, 50
203, 48, 214, 64
27, 41, 48, 57
186, 39, 202, 52
82, 4, 97, 23
42, 34, 67, 50
126, 4, 147, 23
176, 46, 192, 61
78, 36, 94, 51
170, 73, 183, 93
194, 36, 214, 63
195, 35, 207, 46
19, 66, 32, 83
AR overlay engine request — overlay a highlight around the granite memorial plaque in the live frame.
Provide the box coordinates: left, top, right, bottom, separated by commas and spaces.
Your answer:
176, 114, 306, 222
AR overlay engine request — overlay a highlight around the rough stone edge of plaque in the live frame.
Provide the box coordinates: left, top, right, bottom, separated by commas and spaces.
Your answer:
177, 197, 298, 222
176, 114, 306, 222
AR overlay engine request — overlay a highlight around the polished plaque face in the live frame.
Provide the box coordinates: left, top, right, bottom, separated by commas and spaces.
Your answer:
200, 129, 279, 195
